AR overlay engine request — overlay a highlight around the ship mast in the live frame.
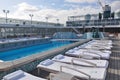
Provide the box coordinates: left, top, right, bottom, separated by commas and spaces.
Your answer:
98, 0, 104, 11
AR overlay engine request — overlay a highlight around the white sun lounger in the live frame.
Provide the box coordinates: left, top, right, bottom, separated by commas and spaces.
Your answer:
78, 48, 111, 54
81, 40, 112, 49
76, 43, 112, 53
2, 70, 46, 80
77, 49, 110, 57
66, 48, 110, 59
83, 43, 112, 49
72, 47, 111, 54
85, 45, 112, 50
37, 59, 106, 80
91, 43, 112, 47
65, 50, 101, 59
52, 54, 109, 68
78, 44, 111, 50
92, 40, 112, 45
86, 48, 111, 54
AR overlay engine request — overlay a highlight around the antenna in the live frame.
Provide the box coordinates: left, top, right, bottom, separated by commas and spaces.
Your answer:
98, 0, 104, 11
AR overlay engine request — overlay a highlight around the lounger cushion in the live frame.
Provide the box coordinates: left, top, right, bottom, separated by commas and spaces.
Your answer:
40, 59, 53, 66
54, 54, 64, 60
3, 70, 24, 80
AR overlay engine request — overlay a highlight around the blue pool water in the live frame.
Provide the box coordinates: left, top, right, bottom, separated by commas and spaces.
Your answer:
0, 41, 73, 61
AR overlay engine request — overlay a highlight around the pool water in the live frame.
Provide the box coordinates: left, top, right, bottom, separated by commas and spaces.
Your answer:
0, 41, 73, 61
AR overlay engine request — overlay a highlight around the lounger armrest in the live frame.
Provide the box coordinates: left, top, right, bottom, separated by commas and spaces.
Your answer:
71, 58, 97, 67
79, 48, 100, 51
80, 48, 99, 50
91, 45, 109, 50
79, 54, 101, 59
78, 51, 101, 59
80, 47, 91, 49
49, 72, 79, 80
80, 48, 101, 52
94, 42, 110, 45
85, 48, 99, 51
91, 45, 100, 47
83, 51, 102, 58
60, 65, 91, 80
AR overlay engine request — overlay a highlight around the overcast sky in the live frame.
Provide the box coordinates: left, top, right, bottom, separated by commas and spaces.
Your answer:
0, 0, 120, 24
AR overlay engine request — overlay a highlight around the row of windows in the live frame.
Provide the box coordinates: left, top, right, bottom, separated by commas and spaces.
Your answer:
0, 18, 63, 26
67, 19, 120, 26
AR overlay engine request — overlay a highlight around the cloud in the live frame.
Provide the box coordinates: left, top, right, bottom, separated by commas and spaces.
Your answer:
65, 0, 96, 3
7, 1, 120, 25
64, 4, 81, 9
34, 7, 100, 24
10, 2, 40, 20
8, 2, 102, 25
17, 2, 39, 12
110, 1, 120, 12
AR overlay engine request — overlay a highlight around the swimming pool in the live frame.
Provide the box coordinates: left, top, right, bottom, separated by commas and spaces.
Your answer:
0, 41, 73, 61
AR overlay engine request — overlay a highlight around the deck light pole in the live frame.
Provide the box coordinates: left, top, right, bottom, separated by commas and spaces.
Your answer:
56, 18, 59, 26
3, 10, 9, 24
45, 17, 48, 23
29, 14, 34, 24
45, 17, 49, 27
56, 18, 59, 24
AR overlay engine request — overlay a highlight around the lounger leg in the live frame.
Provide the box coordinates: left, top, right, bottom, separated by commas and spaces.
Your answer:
38, 68, 40, 76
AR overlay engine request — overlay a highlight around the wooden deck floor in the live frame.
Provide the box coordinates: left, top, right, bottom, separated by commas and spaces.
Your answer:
106, 44, 120, 80
29, 39, 120, 80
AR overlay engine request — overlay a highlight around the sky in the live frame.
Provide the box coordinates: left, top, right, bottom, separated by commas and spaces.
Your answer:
0, 0, 120, 24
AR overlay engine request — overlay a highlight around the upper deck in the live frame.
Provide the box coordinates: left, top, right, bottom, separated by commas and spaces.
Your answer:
66, 13, 120, 28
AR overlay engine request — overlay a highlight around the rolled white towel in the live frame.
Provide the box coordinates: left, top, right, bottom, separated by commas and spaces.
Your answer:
3, 70, 24, 80
52, 54, 64, 60
40, 59, 53, 66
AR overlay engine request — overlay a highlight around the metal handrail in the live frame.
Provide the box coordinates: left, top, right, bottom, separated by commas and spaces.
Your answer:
60, 65, 91, 80
71, 58, 97, 67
